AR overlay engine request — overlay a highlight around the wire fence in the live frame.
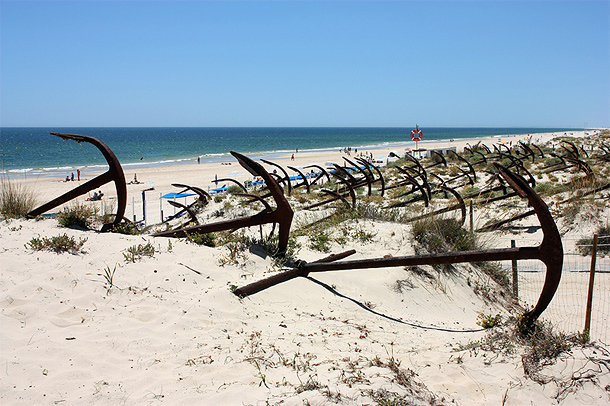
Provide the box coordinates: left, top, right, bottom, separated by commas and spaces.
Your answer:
510, 236, 609, 344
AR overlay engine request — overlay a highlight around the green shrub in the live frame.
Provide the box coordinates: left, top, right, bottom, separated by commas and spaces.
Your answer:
309, 231, 332, 252
57, 203, 97, 228
476, 312, 503, 329
26, 233, 87, 254
123, 242, 156, 262
108, 222, 140, 235
185, 231, 216, 247
412, 217, 477, 254
535, 182, 567, 197
1, 178, 38, 218
227, 184, 243, 194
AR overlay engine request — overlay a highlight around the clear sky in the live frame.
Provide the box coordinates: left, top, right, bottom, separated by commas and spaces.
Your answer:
1, 0, 608, 128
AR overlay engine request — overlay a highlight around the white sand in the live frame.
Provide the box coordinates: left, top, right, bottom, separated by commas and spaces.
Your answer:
2, 130, 609, 405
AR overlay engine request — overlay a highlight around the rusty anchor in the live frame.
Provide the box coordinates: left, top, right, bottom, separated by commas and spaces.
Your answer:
355, 157, 386, 196
27, 132, 127, 232
233, 163, 563, 333
154, 151, 294, 254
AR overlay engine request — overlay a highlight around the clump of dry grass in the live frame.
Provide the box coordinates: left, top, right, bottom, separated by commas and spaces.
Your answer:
0, 177, 38, 218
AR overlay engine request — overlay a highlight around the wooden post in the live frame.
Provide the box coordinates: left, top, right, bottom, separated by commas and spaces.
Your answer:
511, 240, 518, 297
469, 200, 474, 235
584, 234, 598, 336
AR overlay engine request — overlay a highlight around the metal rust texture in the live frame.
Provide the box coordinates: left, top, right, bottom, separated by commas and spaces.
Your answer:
167, 200, 199, 225
304, 164, 331, 185
448, 151, 477, 182
477, 181, 610, 233
303, 166, 359, 210
518, 142, 536, 162
214, 178, 248, 193
425, 151, 447, 169
342, 157, 373, 195
287, 166, 310, 193
233, 249, 357, 297
27, 132, 127, 232
404, 184, 466, 226
261, 159, 292, 196
393, 164, 431, 200
154, 151, 294, 254
171, 183, 211, 202
356, 157, 386, 196
233, 164, 563, 332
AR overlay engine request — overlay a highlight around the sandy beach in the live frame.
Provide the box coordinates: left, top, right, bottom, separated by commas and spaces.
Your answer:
2, 129, 609, 405
15, 131, 565, 224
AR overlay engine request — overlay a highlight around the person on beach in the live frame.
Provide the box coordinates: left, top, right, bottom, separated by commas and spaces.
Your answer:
77, 169, 80, 181
71, 172, 75, 181
197, 156, 200, 164
291, 154, 294, 161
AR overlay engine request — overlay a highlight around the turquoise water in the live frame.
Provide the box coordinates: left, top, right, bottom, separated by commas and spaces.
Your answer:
0, 127, 581, 177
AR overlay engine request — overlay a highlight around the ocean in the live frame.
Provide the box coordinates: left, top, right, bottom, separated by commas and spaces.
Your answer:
0, 127, 581, 178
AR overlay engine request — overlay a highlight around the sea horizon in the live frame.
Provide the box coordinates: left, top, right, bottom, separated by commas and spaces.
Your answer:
0, 126, 589, 178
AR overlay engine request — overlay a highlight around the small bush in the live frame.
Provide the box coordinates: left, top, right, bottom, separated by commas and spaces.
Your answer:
185, 231, 216, 247
57, 203, 97, 229
412, 217, 477, 254
309, 231, 332, 252
476, 312, 503, 329
108, 222, 140, 235
1, 178, 38, 218
123, 242, 156, 262
26, 233, 87, 254
535, 182, 567, 197
227, 184, 243, 194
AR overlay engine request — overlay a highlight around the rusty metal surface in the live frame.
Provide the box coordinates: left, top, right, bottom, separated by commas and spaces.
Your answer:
214, 178, 248, 193
233, 249, 357, 297
261, 159, 292, 196
27, 132, 127, 232
155, 151, 294, 254
405, 184, 466, 226
167, 200, 199, 224
233, 164, 563, 332
171, 183, 211, 202
287, 165, 310, 193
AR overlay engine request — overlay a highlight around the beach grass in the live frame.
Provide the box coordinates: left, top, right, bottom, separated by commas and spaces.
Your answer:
0, 177, 38, 219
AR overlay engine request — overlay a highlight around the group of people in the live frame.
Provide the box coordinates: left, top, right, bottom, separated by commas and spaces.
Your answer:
64, 169, 81, 182
87, 190, 104, 201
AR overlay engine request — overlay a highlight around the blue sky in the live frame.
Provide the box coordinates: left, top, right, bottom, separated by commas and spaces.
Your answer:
1, 0, 608, 128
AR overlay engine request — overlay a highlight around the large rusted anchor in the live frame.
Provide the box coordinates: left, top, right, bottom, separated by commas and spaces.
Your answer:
233, 163, 563, 333
154, 151, 294, 254
27, 132, 127, 232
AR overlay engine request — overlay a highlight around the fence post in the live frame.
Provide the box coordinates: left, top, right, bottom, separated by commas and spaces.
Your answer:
584, 234, 598, 337
469, 200, 474, 235
511, 240, 518, 297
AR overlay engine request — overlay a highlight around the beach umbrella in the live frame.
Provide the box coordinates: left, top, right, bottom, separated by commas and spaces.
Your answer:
161, 193, 195, 199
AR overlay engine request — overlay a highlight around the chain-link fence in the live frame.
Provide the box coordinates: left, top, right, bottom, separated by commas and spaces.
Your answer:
510, 236, 609, 344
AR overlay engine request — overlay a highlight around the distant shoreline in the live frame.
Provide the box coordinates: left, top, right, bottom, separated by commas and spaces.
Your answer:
1, 127, 598, 179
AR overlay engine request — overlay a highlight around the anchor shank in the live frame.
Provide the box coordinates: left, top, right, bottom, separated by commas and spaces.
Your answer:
300, 246, 540, 273
28, 171, 113, 217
